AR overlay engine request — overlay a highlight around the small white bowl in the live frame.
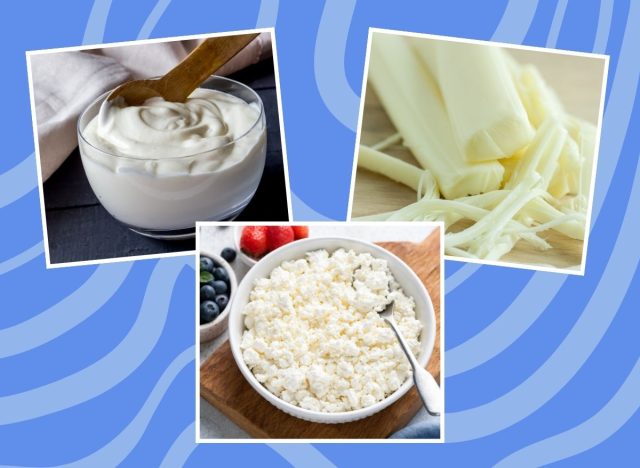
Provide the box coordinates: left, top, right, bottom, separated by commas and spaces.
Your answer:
228, 237, 436, 424
199, 250, 238, 343
233, 226, 259, 267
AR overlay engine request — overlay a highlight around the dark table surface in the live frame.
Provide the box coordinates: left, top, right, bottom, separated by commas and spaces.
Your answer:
43, 58, 289, 265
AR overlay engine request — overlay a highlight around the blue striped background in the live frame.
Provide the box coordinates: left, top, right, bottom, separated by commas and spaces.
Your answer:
1, 1, 638, 466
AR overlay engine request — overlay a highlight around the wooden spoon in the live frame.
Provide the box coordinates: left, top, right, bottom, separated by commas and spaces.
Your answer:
106, 33, 259, 106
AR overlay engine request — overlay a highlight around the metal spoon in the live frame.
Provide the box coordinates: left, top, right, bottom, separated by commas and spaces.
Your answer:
379, 300, 442, 416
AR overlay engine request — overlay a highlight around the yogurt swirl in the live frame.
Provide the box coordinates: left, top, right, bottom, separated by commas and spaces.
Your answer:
83, 88, 261, 163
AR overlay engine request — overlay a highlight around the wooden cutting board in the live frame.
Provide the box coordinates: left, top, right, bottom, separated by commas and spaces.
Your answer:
352, 47, 605, 271
200, 230, 441, 439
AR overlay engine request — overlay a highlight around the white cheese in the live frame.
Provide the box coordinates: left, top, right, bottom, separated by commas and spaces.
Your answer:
241, 249, 422, 413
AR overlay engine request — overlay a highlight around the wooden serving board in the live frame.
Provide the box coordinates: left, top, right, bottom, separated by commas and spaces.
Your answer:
353, 47, 605, 270
200, 230, 441, 439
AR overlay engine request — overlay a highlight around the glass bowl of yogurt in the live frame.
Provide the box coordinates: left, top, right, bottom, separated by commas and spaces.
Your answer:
77, 76, 267, 239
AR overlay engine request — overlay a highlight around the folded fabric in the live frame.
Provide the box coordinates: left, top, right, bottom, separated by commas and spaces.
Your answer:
390, 413, 441, 439
30, 33, 272, 182
215, 32, 272, 76
31, 51, 130, 181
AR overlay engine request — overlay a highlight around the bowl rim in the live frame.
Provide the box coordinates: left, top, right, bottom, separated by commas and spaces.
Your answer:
227, 236, 437, 422
198, 249, 238, 331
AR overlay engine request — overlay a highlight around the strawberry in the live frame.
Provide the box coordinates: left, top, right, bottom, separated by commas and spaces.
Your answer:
266, 226, 294, 251
240, 226, 268, 258
292, 225, 310, 240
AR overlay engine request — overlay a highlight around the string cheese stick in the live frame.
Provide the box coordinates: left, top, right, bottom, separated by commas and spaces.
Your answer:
411, 38, 534, 162
383, 194, 549, 247
359, 33, 592, 261
355, 183, 584, 240
371, 133, 402, 151
512, 62, 582, 198
358, 145, 426, 192
524, 199, 584, 240
368, 34, 504, 199
383, 196, 551, 253
446, 173, 544, 248
506, 119, 567, 191
451, 189, 585, 240
568, 117, 597, 211
494, 197, 584, 240
514, 64, 566, 128
445, 247, 479, 259
548, 137, 581, 199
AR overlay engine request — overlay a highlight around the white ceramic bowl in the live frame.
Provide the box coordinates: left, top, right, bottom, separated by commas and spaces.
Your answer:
228, 237, 436, 424
199, 250, 238, 343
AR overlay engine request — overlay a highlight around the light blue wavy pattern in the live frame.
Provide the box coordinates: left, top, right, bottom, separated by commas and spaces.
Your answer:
590, 4, 639, 218
159, 422, 196, 468
546, 0, 568, 47
0, 347, 194, 468
82, 0, 113, 44
314, 0, 359, 131
446, 273, 564, 376
292, 192, 335, 221
0, 156, 37, 209
268, 444, 337, 468
495, 357, 640, 467
256, 0, 279, 27
58, 347, 194, 468
492, 0, 539, 43
0, 242, 43, 276
444, 263, 480, 294
0, 0, 638, 466
138, 0, 173, 40
0, 257, 187, 425
0, 262, 132, 358
593, 0, 614, 54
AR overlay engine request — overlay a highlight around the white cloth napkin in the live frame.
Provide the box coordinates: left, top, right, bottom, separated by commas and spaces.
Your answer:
31, 51, 130, 181
30, 33, 272, 181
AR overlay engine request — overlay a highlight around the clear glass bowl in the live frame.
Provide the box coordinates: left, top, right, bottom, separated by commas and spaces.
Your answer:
77, 76, 267, 239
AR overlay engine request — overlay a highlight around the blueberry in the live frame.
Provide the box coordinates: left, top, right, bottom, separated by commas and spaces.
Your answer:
200, 300, 220, 324
215, 294, 229, 310
213, 267, 229, 282
221, 247, 237, 262
212, 280, 228, 295
200, 257, 214, 272
200, 285, 216, 301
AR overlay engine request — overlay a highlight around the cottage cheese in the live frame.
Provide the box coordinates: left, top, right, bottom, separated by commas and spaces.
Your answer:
241, 248, 422, 413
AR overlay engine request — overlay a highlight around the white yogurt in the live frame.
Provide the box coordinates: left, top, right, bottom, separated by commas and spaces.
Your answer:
78, 78, 266, 233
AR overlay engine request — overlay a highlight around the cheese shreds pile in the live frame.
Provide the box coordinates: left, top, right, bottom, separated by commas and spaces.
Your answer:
355, 34, 597, 263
